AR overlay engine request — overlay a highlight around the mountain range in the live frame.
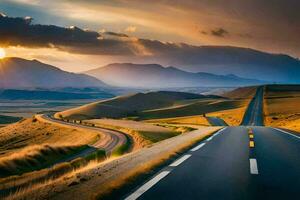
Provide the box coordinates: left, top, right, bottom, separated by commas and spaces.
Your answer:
0, 57, 107, 89
85, 63, 264, 88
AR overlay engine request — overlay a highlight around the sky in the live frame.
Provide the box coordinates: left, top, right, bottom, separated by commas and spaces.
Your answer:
0, 0, 299, 72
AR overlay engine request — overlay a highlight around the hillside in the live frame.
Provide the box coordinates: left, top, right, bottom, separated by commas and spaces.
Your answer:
0, 57, 108, 88
264, 84, 300, 132
221, 86, 258, 99
55, 91, 215, 120
85, 63, 264, 88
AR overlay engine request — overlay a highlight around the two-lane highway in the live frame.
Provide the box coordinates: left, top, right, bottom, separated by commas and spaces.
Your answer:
241, 86, 264, 126
125, 86, 300, 200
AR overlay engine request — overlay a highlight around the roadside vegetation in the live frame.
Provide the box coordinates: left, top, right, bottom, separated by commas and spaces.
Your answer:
86, 119, 181, 147
264, 85, 300, 132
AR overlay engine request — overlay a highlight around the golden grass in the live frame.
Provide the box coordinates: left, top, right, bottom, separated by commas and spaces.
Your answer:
222, 86, 257, 99
0, 144, 88, 178
207, 100, 250, 126
139, 100, 245, 120
264, 85, 300, 132
8, 127, 218, 200
0, 118, 100, 157
55, 91, 206, 120
145, 115, 210, 126
86, 119, 180, 147
92, 128, 218, 199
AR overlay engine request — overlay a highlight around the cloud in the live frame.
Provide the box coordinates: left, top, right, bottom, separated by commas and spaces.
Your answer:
211, 28, 229, 37
104, 31, 129, 37
0, 15, 150, 56
125, 26, 137, 33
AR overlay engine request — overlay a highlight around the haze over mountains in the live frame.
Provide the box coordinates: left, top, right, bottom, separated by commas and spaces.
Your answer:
0, 57, 107, 89
2, 44, 300, 90
160, 46, 300, 83
85, 63, 264, 88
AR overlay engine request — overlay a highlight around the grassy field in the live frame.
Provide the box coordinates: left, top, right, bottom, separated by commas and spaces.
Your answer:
0, 116, 103, 182
55, 91, 223, 120
264, 85, 300, 132
207, 101, 250, 126
86, 119, 181, 146
138, 99, 245, 120
222, 86, 257, 99
145, 115, 210, 126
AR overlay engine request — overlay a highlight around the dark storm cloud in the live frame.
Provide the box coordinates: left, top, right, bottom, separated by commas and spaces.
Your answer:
211, 28, 229, 37
0, 15, 138, 55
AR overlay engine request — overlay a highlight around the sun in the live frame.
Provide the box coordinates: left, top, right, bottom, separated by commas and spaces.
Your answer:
0, 48, 6, 59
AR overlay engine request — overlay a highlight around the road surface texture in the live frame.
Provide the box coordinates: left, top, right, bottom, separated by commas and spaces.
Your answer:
37, 114, 127, 155
124, 87, 300, 200
241, 86, 264, 126
207, 116, 228, 126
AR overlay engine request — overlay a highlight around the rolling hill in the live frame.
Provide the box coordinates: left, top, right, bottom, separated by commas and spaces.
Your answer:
85, 63, 264, 88
0, 57, 108, 88
55, 91, 219, 120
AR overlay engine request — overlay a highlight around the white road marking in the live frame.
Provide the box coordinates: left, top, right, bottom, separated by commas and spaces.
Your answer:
215, 127, 227, 136
190, 143, 206, 152
249, 159, 259, 174
169, 154, 192, 167
206, 137, 213, 141
273, 128, 300, 139
125, 170, 171, 200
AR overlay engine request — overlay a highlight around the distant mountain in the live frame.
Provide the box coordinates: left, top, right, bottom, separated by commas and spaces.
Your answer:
0, 89, 114, 100
152, 46, 300, 83
85, 63, 264, 88
0, 57, 108, 88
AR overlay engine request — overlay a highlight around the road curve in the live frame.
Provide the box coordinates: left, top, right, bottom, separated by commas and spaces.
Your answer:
36, 114, 127, 154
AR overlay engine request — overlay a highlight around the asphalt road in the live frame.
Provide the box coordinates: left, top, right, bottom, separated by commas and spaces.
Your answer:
241, 86, 264, 126
38, 115, 127, 154
125, 87, 300, 200
207, 116, 228, 126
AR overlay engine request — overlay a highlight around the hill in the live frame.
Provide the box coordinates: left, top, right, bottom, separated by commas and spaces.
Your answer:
264, 84, 300, 132
0, 57, 108, 88
55, 91, 216, 120
221, 86, 258, 99
85, 63, 264, 88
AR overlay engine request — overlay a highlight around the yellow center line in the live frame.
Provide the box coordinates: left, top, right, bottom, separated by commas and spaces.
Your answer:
249, 141, 255, 148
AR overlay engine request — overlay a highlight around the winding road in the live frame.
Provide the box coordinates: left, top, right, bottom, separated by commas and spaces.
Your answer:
36, 114, 127, 154
124, 87, 300, 200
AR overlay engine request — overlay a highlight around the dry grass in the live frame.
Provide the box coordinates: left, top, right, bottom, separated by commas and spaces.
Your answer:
0, 144, 88, 178
145, 115, 210, 126
139, 100, 245, 120
264, 85, 300, 132
55, 91, 206, 120
86, 119, 180, 147
7, 127, 218, 200
207, 100, 250, 126
222, 86, 257, 99
0, 117, 100, 157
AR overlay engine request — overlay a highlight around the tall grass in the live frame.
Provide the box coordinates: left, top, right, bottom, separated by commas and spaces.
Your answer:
0, 144, 89, 178
0, 146, 106, 199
